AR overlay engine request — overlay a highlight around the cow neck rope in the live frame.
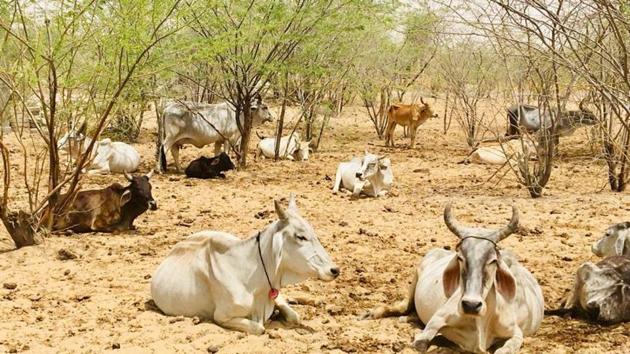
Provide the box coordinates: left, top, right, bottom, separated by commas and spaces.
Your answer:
456, 236, 499, 251
256, 232, 279, 300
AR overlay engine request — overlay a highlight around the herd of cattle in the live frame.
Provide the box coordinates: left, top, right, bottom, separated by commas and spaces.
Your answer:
42, 96, 629, 353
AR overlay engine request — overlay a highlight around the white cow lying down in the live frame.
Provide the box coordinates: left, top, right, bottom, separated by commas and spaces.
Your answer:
468, 139, 537, 165
58, 122, 141, 174
332, 150, 393, 197
151, 194, 339, 334
363, 204, 544, 353
256, 133, 311, 161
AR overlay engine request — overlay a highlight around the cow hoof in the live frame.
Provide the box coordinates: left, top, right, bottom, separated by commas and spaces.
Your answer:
412, 339, 429, 353
278, 307, 300, 325
494, 348, 516, 354
250, 324, 265, 335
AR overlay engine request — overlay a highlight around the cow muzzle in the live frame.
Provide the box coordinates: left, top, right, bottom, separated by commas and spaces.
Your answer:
461, 298, 484, 315
591, 243, 602, 257
148, 200, 158, 211
319, 265, 341, 281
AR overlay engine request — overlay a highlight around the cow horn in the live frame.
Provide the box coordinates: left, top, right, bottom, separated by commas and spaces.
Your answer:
256, 131, 266, 140
492, 205, 519, 242
288, 193, 298, 211
123, 170, 133, 181
443, 203, 467, 239
420, 97, 426, 105
145, 169, 154, 179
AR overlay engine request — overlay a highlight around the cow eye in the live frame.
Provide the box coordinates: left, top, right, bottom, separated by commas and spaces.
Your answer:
296, 235, 307, 241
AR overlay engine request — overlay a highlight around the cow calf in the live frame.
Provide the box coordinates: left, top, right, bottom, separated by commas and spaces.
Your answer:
185, 152, 235, 179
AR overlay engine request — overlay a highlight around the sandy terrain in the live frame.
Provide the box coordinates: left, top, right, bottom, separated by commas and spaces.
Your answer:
0, 102, 629, 354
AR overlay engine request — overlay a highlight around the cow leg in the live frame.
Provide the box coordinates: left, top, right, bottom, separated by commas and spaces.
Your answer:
360, 267, 418, 320
159, 137, 177, 172
352, 181, 365, 198
332, 166, 343, 194
411, 296, 459, 353
494, 326, 524, 354
409, 125, 418, 149
274, 295, 300, 325
216, 317, 265, 335
171, 145, 181, 172
385, 121, 396, 147
87, 167, 110, 175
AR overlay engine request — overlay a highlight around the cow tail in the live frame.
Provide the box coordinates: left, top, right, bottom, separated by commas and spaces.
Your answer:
158, 107, 167, 171
159, 145, 167, 171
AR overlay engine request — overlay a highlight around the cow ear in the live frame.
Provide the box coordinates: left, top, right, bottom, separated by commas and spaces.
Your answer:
274, 199, 289, 221
120, 190, 132, 206
210, 158, 220, 166
442, 255, 460, 298
615, 236, 626, 256
495, 260, 517, 302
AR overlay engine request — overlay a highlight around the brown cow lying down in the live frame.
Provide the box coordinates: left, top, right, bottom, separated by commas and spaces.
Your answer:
552, 256, 630, 324
45, 171, 157, 233
385, 98, 436, 148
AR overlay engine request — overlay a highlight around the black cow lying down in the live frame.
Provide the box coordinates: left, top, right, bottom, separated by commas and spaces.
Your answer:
185, 152, 235, 179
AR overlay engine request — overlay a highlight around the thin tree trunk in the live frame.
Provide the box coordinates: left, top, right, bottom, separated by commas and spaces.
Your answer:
239, 98, 253, 168
274, 75, 289, 161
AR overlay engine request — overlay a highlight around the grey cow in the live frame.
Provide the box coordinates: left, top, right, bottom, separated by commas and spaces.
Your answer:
559, 255, 630, 324
506, 99, 598, 138
157, 96, 273, 172
550, 223, 630, 324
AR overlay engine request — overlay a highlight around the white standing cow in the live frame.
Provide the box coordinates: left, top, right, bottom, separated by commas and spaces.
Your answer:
157, 96, 273, 172
57, 122, 141, 174
362, 204, 544, 354
592, 222, 630, 257
332, 151, 393, 197
151, 194, 340, 334
256, 133, 311, 161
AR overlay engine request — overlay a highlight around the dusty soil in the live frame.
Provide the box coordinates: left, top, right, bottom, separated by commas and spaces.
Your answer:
0, 102, 629, 354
